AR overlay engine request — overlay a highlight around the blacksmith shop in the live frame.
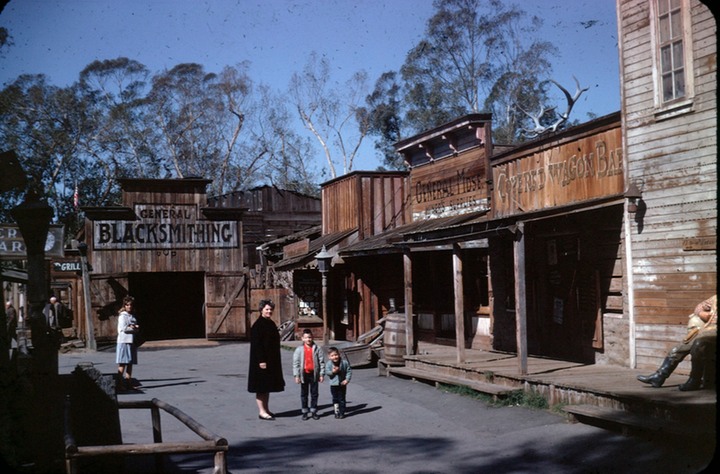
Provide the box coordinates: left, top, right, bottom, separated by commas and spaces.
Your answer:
76, 179, 320, 344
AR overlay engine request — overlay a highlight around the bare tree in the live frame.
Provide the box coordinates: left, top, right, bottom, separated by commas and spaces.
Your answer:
289, 52, 371, 179
250, 85, 320, 196
147, 62, 254, 195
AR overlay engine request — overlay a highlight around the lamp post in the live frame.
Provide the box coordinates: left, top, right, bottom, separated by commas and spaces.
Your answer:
10, 193, 53, 369
315, 245, 333, 346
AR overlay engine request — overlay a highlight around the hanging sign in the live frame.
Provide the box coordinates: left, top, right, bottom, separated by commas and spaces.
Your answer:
0, 224, 65, 259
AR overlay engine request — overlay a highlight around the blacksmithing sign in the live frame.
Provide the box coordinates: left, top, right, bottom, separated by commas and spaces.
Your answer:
93, 203, 239, 250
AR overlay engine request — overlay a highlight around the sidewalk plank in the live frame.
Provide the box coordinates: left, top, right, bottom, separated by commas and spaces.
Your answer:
388, 366, 521, 400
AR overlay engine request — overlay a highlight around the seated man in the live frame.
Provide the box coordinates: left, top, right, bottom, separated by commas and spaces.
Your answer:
678, 326, 716, 391
637, 295, 716, 389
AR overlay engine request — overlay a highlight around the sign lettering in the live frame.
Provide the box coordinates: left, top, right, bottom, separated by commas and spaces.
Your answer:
492, 127, 624, 217
93, 204, 238, 250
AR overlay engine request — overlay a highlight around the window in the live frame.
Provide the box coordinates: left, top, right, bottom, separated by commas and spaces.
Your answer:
658, 0, 685, 101
651, 0, 694, 115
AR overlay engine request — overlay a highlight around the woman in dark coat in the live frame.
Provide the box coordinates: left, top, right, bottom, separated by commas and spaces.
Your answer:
248, 299, 285, 420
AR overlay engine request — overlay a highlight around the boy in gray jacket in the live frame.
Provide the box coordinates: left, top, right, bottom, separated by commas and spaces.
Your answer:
325, 346, 352, 418
293, 329, 325, 420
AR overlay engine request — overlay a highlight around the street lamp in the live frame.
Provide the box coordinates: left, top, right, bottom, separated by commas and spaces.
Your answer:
315, 245, 333, 346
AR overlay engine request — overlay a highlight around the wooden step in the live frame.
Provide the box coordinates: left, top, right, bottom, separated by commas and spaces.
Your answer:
563, 404, 714, 437
388, 366, 521, 400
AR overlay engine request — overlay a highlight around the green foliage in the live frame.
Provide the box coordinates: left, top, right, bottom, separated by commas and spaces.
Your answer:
438, 383, 550, 410
1, 57, 321, 236
366, 0, 560, 154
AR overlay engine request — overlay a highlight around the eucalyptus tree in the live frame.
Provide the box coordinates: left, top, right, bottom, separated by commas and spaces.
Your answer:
366, 0, 558, 157
289, 51, 371, 179
0, 75, 87, 223
146, 62, 254, 196
365, 71, 403, 170
77, 57, 158, 184
250, 85, 320, 197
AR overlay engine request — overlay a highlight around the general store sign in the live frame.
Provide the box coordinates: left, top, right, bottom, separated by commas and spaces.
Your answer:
491, 127, 623, 218
93, 203, 238, 250
411, 148, 489, 220
0, 224, 65, 259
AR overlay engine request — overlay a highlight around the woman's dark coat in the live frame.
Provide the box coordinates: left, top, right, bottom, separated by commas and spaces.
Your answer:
247, 316, 285, 393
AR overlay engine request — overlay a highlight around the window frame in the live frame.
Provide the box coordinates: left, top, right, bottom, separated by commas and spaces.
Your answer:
649, 0, 695, 119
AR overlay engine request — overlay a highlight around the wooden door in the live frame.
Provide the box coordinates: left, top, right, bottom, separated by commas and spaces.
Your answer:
88, 273, 129, 343
205, 272, 248, 339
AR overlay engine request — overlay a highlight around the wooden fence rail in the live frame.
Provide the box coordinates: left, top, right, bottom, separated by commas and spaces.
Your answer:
64, 396, 228, 474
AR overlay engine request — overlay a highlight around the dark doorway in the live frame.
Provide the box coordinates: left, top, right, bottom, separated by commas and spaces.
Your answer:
128, 272, 205, 341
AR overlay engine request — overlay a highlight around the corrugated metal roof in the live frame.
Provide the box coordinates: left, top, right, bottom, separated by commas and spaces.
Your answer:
273, 228, 358, 270
340, 211, 489, 256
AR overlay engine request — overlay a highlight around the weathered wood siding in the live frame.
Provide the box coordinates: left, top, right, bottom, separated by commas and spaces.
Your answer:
321, 172, 410, 238
208, 186, 321, 266
618, 0, 717, 369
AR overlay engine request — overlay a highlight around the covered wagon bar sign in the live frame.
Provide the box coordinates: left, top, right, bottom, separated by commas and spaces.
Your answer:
491, 122, 623, 218
93, 203, 239, 250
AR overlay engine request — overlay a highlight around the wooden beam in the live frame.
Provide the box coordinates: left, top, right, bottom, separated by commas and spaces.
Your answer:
403, 247, 415, 356
453, 243, 466, 364
513, 222, 527, 375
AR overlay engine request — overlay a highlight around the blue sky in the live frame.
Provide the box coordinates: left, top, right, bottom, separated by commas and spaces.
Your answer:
0, 0, 620, 171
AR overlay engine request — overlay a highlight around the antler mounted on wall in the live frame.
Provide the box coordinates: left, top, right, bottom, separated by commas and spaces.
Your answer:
519, 76, 589, 138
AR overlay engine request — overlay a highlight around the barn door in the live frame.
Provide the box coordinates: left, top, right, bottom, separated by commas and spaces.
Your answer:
205, 272, 248, 339
88, 273, 129, 343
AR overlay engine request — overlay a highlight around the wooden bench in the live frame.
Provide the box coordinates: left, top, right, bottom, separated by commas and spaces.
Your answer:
388, 366, 522, 401
64, 396, 228, 474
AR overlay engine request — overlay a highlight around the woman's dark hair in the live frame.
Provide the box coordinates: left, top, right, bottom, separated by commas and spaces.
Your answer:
259, 299, 275, 310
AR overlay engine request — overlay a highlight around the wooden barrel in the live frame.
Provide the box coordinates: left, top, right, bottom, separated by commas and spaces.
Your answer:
383, 313, 406, 365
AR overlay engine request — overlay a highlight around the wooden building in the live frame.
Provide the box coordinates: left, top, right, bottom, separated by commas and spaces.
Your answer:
339, 115, 494, 354
264, 0, 716, 375
72, 179, 320, 344
207, 185, 321, 268
356, 113, 627, 369
484, 114, 626, 367
271, 171, 409, 341
617, 0, 717, 370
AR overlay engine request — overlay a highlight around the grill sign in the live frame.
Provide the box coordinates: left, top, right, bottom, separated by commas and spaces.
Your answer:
54, 261, 82, 272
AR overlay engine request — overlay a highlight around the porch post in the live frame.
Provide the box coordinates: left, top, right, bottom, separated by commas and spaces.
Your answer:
452, 244, 466, 364
513, 222, 527, 375
403, 247, 415, 356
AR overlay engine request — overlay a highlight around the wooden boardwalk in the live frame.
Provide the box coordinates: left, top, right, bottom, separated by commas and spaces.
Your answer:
383, 343, 716, 438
